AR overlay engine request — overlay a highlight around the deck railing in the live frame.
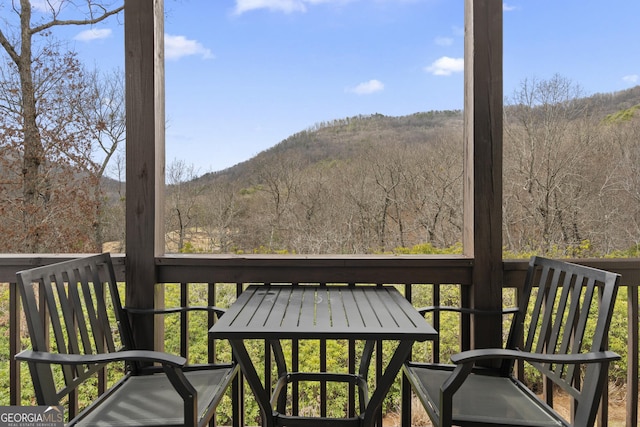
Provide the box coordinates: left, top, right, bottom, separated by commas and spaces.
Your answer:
2, 255, 638, 426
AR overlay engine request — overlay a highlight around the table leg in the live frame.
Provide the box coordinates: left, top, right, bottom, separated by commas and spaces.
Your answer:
229, 339, 275, 427
362, 340, 415, 427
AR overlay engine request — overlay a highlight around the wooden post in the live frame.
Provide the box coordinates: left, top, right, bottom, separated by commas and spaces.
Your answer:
463, 0, 503, 350
124, 0, 165, 351
628, 286, 639, 427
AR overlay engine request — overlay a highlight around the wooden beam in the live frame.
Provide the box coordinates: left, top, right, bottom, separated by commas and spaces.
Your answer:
124, 0, 165, 351
463, 0, 503, 349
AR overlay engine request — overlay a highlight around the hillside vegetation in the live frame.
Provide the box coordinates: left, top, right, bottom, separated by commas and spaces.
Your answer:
101, 80, 640, 257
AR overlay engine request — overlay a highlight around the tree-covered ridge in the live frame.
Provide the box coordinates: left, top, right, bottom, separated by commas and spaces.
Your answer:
157, 79, 640, 257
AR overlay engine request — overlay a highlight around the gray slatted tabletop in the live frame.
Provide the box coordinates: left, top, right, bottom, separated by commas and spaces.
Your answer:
209, 285, 437, 427
212, 285, 437, 340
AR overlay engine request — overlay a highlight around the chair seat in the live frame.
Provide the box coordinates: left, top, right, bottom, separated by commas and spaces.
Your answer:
75, 367, 236, 427
405, 364, 566, 427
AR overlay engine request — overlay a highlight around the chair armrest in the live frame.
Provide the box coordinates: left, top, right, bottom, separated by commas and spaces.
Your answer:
125, 306, 227, 317
15, 349, 187, 367
417, 306, 519, 316
449, 348, 621, 366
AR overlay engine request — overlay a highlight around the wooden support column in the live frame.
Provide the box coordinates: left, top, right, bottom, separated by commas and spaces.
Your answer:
124, 0, 165, 351
463, 0, 503, 350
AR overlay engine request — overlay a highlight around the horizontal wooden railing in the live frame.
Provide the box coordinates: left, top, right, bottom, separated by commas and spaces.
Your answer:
2, 255, 638, 426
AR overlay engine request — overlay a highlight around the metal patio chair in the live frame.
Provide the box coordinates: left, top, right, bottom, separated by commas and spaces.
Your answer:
403, 256, 621, 427
15, 253, 238, 427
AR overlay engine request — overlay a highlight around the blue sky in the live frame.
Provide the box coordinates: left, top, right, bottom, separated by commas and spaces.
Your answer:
28, 0, 640, 175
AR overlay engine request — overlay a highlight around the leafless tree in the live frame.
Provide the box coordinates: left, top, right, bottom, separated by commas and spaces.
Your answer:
99, 151, 126, 252
0, 0, 123, 252
199, 178, 244, 253
401, 130, 463, 247
249, 151, 308, 251
504, 75, 598, 254
339, 155, 384, 253
601, 114, 640, 251
73, 68, 126, 249
166, 159, 203, 253
287, 162, 342, 254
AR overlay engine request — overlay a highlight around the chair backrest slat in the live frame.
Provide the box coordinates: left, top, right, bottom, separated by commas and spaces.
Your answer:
548, 269, 573, 358
44, 275, 69, 355
574, 276, 596, 351
524, 263, 550, 353
76, 266, 103, 354
554, 272, 577, 357
83, 262, 118, 353
537, 265, 561, 355
67, 269, 94, 355
58, 271, 86, 356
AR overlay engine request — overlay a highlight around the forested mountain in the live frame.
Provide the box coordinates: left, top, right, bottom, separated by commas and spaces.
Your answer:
165, 110, 467, 254
197, 110, 463, 185
198, 85, 640, 185
104, 82, 640, 256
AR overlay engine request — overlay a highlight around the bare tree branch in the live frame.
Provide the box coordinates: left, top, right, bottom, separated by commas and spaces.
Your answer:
31, 5, 124, 35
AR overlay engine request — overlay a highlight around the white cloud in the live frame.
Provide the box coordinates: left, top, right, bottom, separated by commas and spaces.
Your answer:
425, 56, 464, 76
503, 3, 517, 12
623, 74, 639, 84
74, 28, 112, 42
235, 0, 308, 14
435, 36, 454, 47
234, 0, 354, 14
165, 34, 214, 61
347, 79, 384, 95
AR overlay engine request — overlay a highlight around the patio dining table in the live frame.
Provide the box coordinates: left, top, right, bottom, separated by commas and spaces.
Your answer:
209, 284, 437, 427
